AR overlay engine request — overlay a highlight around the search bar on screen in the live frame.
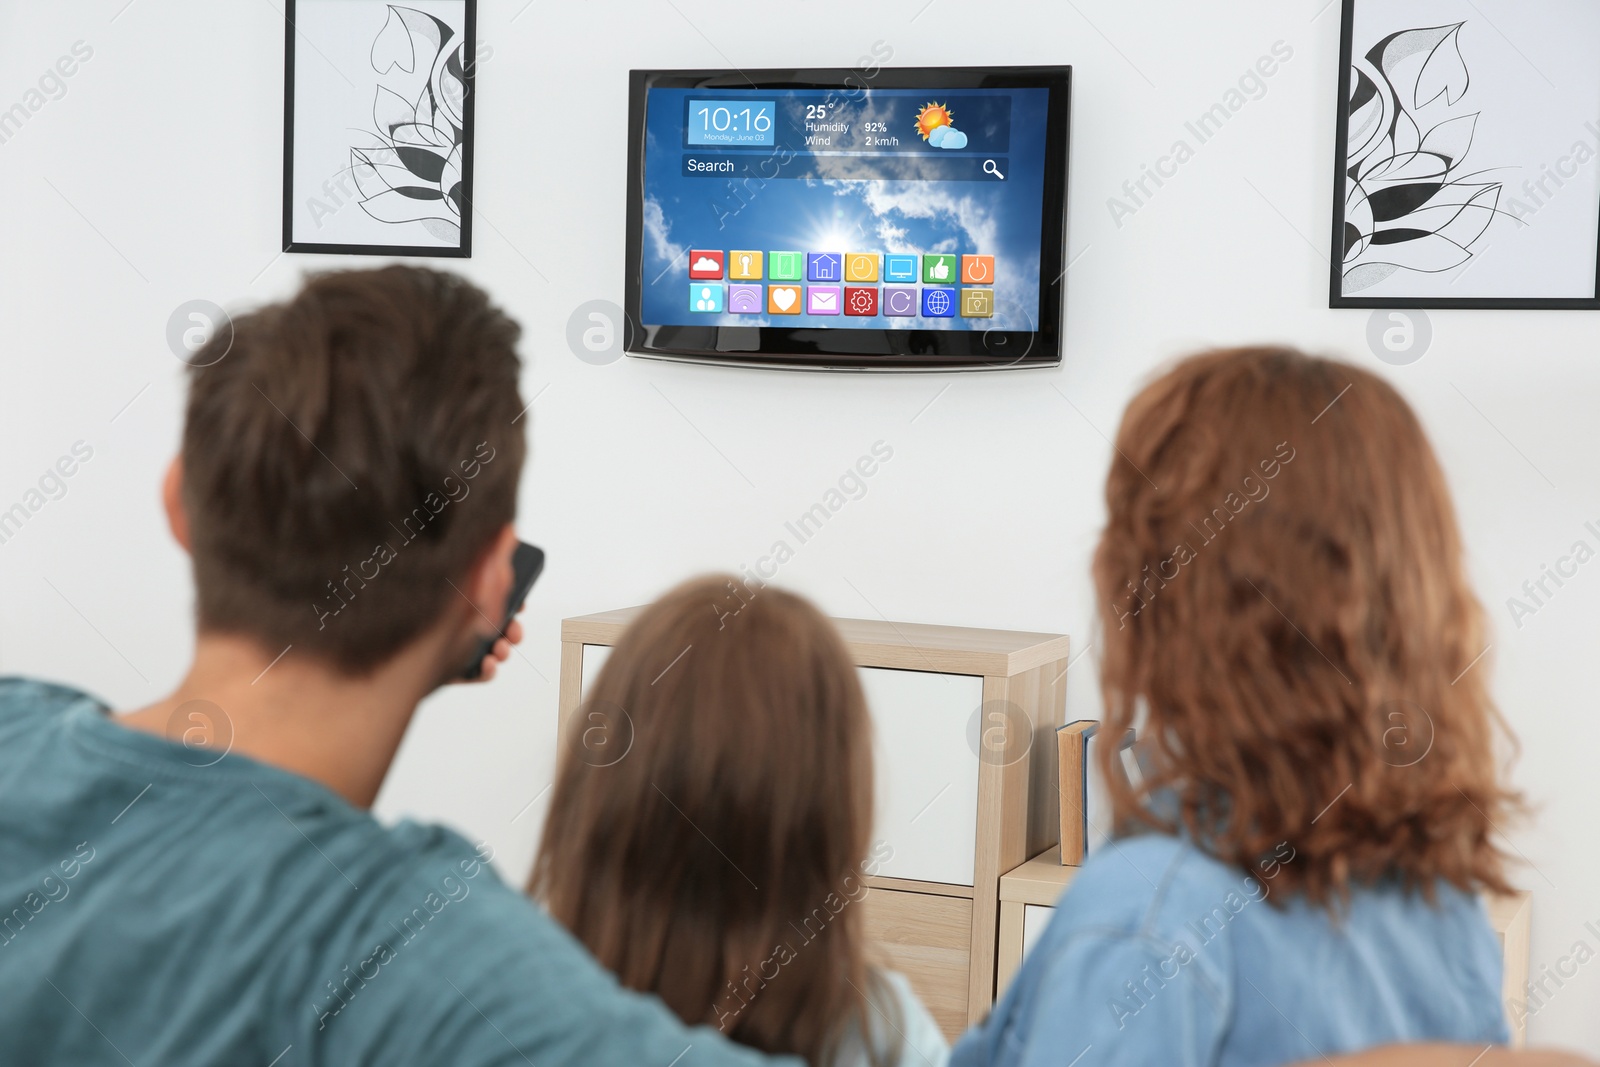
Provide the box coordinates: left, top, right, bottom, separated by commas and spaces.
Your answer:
681, 153, 1009, 183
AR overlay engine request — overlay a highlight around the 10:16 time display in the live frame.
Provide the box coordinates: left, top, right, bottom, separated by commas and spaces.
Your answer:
696, 105, 770, 133
686, 99, 776, 147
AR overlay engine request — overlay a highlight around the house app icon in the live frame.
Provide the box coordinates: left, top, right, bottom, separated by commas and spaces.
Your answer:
806, 253, 842, 282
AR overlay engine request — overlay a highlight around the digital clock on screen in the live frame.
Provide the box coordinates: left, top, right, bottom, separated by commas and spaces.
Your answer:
687, 100, 775, 146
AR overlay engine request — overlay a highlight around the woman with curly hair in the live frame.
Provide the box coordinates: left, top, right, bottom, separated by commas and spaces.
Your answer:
953, 346, 1521, 1066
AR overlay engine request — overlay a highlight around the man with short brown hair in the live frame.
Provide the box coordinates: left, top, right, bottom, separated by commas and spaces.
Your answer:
0, 266, 785, 1066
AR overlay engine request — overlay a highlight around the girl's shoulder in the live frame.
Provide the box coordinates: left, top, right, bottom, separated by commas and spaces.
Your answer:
828, 967, 950, 1067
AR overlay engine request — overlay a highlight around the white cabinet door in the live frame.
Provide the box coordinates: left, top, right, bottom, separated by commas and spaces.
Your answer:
860, 667, 983, 887
1022, 904, 1054, 961
579, 644, 611, 697
578, 647, 982, 887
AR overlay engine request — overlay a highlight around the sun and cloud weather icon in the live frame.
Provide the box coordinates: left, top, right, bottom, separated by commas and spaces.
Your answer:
915, 102, 968, 150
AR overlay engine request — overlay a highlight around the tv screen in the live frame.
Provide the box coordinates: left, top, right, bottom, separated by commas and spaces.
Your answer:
625, 66, 1071, 371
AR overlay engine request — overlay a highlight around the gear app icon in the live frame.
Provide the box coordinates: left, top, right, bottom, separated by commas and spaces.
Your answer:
844, 286, 879, 317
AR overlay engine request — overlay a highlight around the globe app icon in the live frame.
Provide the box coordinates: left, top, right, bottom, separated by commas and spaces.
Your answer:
922, 287, 955, 317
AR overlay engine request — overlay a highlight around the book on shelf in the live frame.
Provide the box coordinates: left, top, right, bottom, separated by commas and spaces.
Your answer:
1058, 720, 1138, 866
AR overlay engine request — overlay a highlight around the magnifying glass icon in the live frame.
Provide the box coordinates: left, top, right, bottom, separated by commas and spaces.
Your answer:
983, 159, 1005, 180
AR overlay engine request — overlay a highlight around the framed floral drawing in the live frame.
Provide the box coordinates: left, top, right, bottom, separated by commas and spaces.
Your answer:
282, 0, 476, 256
1330, 0, 1600, 308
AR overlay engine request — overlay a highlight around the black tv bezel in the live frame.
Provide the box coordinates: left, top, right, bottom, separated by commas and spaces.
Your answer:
624, 66, 1072, 371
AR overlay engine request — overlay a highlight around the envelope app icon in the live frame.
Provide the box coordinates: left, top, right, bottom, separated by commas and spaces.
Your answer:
807, 286, 841, 315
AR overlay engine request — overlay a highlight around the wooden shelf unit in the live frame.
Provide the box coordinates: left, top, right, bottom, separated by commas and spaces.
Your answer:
558, 607, 1071, 1037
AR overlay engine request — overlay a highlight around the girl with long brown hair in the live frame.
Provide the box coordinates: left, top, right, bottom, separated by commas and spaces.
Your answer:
531, 575, 948, 1067
952, 347, 1522, 1066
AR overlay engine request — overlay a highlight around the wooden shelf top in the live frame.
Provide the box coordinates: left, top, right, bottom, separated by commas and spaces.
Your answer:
562, 606, 1071, 677
999, 846, 1078, 906
1486, 889, 1530, 929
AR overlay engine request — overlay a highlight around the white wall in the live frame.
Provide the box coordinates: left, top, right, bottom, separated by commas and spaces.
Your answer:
2, 0, 1596, 1052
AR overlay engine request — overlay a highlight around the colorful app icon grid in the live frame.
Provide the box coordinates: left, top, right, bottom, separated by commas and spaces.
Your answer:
686, 250, 998, 319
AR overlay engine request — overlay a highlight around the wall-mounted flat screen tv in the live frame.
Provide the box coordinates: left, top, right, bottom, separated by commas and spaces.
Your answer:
625, 66, 1071, 370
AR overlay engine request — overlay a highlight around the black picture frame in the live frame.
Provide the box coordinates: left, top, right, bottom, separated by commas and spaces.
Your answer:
624, 66, 1072, 371
1329, 0, 1600, 309
282, 0, 476, 257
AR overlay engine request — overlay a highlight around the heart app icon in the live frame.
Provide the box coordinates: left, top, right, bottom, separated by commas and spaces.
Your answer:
770, 286, 799, 314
